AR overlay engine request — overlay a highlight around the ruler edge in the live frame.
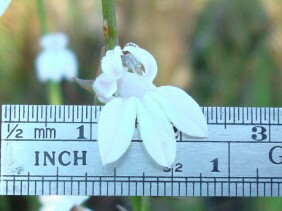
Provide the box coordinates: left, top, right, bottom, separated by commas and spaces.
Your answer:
1, 104, 282, 120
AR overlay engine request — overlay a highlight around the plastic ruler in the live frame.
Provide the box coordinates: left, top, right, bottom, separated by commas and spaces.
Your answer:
0, 105, 281, 196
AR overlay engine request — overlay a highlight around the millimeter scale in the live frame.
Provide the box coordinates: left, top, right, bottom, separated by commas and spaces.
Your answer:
0, 105, 281, 196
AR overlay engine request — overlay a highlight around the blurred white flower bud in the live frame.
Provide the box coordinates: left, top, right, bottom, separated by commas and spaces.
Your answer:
35, 32, 78, 82
39, 196, 91, 211
0, 0, 11, 16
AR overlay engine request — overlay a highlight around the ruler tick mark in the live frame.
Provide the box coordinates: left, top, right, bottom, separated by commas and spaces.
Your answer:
114, 168, 117, 195
13, 105, 16, 120
9, 105, 12, 121
200, 174, 202, 196
85, 172, 88, 195
42, 176, 44, 195
56, 167, 59, 195
92, 180, 94, 195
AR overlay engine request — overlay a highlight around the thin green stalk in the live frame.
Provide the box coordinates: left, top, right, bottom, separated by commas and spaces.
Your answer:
37, 0, 63, 105
101, 0, 119, 51
47, 81, 63, 105
37, 0, 48, 34
130, 197, 142, 211
101, 2, 151, 210
0, 197, 11, 211
141, 197, 150, 211
130, 197, 151, 211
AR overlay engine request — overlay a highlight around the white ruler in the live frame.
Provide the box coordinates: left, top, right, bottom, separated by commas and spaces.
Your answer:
0, 105, 281, 196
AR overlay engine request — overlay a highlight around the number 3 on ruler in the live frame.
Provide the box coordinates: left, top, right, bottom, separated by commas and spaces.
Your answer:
252, 126, 267, 141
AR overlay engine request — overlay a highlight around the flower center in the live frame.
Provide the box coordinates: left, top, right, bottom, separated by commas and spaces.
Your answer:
122, 53, 145, 77
118, 53, 155, 99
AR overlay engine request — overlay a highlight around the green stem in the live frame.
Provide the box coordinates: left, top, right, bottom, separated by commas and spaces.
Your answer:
101, 0, 119, 51
141, 197, 150, 211
46, 79, 63, 104
37, 0, 48, 34
37, 0, 63, 105
47, 81, 63, 105
130, 197, 150, 211
130, 197, 142, 211
0, 197, 11, 211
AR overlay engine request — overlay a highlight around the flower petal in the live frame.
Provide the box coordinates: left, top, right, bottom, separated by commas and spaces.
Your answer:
35, 50, 78, 82
101, 46, 124, 80
137, 93, 176, 167
92, 73, 117, 102
98, 97, 137, 165
59, 50, 78, 80
154, 86, 208, 137
123, 43, 157, 82
35, 51, 60, 82
0, 0, 11, 16
96, 95, 114, 104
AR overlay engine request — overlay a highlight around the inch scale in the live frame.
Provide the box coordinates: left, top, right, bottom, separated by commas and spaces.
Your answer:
0, 105, 282, 196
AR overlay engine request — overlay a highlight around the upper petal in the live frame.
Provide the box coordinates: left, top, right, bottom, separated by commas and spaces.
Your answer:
40, 33, 68, 50
154, 86, 208, 137
123, 43, 157, 82
136, 93, 176, 167
0, 0, 11, 16
101, 46, 124, 80
97, 97, 137, 165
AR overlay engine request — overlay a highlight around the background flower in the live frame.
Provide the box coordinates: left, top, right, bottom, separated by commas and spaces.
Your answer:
0, 0, 11, 16
39, 196, 90, 211
35, 32, 78, 82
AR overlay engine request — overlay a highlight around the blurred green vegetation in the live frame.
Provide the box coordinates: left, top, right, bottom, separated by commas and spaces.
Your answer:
0, 0, 282, 210
190, 0, 280, 107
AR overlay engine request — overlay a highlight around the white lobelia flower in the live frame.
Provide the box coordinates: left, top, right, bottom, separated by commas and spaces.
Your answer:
39, 196, 91, 211
92, 43, 208, 168
0, 0, 11, 16
35, 32, 78, 82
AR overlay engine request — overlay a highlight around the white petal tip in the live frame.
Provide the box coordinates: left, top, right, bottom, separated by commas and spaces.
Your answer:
156, 158, 175, 168
185, 126, 208, 138
197, 126, 208, 137
101, 156, 114, 166
198, 119, 209, 137
101, 161, 107, 166
163, 163, 173, 168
